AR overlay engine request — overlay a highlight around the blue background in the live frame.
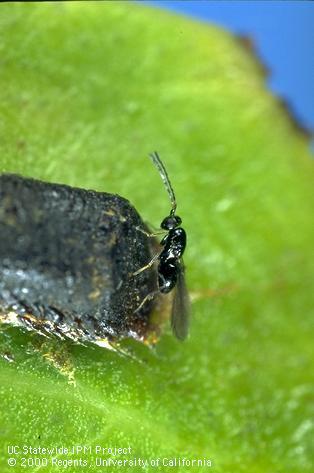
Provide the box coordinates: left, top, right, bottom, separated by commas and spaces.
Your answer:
144, 1, 314, 134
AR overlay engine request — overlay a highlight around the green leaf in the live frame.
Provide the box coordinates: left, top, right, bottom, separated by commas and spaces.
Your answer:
0, 3, 313, 472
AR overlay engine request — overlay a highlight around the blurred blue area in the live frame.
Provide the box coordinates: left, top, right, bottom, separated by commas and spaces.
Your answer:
144, 1, 314, 134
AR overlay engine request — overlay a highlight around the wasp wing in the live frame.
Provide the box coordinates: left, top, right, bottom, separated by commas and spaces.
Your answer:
171, 261, 190, 340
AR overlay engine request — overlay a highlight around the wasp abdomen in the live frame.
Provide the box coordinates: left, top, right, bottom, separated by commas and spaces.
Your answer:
158, 227, 186, 294
158, 260, 178, 293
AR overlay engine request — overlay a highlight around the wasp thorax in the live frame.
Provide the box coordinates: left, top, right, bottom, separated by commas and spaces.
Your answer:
160, 215, 182, 230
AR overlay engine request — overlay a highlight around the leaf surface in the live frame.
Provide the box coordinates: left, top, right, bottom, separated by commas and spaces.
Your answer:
0, 3, 313, 472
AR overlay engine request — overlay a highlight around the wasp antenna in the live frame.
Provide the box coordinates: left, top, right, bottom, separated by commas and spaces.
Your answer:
149, 152, 177, 214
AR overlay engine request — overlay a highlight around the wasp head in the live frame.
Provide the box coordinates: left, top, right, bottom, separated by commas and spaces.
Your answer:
161, 214, 182, 230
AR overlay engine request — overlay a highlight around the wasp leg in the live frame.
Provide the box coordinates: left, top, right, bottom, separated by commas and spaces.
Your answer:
135, 226, 165, 238
134, 289, 160, 314
132, 253, 160, 276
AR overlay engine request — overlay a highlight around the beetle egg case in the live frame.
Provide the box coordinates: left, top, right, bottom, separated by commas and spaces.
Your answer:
0, 174, 159, 343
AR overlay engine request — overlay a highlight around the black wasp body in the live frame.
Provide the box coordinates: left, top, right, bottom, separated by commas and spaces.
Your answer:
158, 218, 186, 293
135, 152, 190, 340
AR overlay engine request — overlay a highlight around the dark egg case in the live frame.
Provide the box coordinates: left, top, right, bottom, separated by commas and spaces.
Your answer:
0, 174, 158, 342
